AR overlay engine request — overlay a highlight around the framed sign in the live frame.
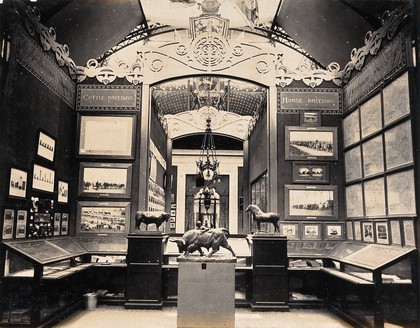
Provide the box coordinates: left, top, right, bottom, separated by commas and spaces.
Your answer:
302, 222, 322, 240
53, 213, 61, 236
77, 114, 136, 159
279, 222, 299, 240
345, 184, 364, 218
77, 201, 130, 235
2, 209, 15, 240
57, 180, 69, 204
15, 210, 28, 239
375, 221, 389, 245
384, 120, 413, 170
362, 135, 384, 177
32, 164, 55, 193
292, 162, 329, 184
285, 126, 338, 161
300, 110, 321, 126
285, 185, 338, 220
344, 146, 362, 182
324, 223, 344, 240
61, 213, 69, 235
78, 163, 132, 198
37, 130, 56, 162
360, 93, 382, 138
390, 220, 401, 245
362, 221, 374, 243
9, 167, 28, 199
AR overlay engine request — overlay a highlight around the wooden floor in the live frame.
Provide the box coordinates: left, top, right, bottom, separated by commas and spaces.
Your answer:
55, 305, 356, 327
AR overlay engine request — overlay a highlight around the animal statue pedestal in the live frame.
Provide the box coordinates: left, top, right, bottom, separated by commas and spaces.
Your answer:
251, 234, 289, 312
125, 233, 168, 309
177, 254, 236, 328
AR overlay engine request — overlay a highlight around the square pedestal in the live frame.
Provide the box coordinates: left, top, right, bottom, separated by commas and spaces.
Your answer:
177, 254, 236, 328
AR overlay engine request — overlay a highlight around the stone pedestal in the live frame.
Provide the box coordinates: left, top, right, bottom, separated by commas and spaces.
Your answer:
177, 254, 236, 328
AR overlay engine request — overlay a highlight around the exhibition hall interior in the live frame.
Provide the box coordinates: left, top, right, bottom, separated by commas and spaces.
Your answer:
0, 0, 419, 327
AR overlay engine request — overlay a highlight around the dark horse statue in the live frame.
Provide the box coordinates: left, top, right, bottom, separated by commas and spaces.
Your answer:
245, 204, 280, 232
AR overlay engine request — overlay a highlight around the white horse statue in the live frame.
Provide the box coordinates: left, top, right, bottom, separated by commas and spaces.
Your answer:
245, 204, 280, 232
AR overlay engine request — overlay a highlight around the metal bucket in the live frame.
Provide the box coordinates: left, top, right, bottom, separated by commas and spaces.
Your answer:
83, 293, 97, 310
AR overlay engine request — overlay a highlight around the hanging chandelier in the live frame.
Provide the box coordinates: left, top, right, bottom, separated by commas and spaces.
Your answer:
196, 117, 220, 186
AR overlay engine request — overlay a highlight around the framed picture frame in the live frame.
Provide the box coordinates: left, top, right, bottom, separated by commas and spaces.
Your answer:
363, 178, 386, 217
390, 220, 402, 245
292, 162, 329, 184
32, 164, 55, 193
343, 108, 360, 148
375, 221, 390, 245
362, 135, 384, 177
344, 146, 362, 182
279, 222, 299, 240
354, 220, 362, 241
384, 120, 413, 171
300, 110, 321, 126
285, 126, 338, 161
402, 219, 415, 247
57, 180, 69, 204
346, 221, 354, 240
9, 167, 28, 199
285, 185, 338, 220
16, 210, 28, 239
345, 184, 364, 218
383, 71, 410, 127
2, 209, 15, 240
77, 114, 136, 159
53, 213, 61, 236
78, 163, 133, 198
360, 93, 382, 139
302, 222, 322, 240
61, 213, 69, 235
324, 223, 344, 240
361, 221, 374, 243
77, 201, 130, 235
170, 222, 176, 229
386, 170, 416, 216
37, 129, 56, 162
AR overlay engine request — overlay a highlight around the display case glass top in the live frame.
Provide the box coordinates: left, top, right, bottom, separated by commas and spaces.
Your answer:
326, 242, 366, 260
74, 237, 127, 254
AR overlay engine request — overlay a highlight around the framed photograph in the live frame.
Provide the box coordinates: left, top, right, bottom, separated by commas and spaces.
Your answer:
53, 213, 61, 236
344, 146, 362, 182
77, 201, 130, 235
77, 114, 136, 159
375, 221, 389, 245
16, 210, 28, 239
61, 213, 69, 235
402, 219, 415, 247
2, 209, 15, 240
302, 222, 322, 240
363, 178, 386, 217
300, 110, 321, 126
285, 185, 338, 220
57, 180, 69, 204
9, 167, 28, 199
384, 120, 413, 170
345, 184, 364, 218
360, 93, 382, 138
362, 135, 384, 177
354, 221, 362, 241
390, 220, 401, 245
37, 130, 56, 162
32, 164, 55, 193
361, 221, 374, 243
285, 126, 338, 161
279, 222, 299, 240
387, 170, 416, 216
383, 71, 410, 126
292, 162, 329, 184
78, 163, 132, 198
324, 223, 344, 240
343, 109, 360, 148
346, 221, 354, 240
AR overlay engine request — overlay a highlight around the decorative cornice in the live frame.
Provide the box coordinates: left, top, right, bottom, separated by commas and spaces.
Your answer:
340, 6, 409, 85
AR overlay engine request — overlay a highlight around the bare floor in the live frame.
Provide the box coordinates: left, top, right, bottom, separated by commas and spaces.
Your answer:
55, 305, 355, 328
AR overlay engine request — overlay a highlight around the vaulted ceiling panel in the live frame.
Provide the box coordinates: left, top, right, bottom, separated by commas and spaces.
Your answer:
46, 0, 144, 65
276, 0, 375, 68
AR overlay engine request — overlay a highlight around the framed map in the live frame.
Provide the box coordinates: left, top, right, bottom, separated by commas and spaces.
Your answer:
362, 135, 384, 177
385, 120, 413, 170
364, 178, 386, 217
344, 146, 362, 182
345, 184, 364, 218
387, 170, 416, 216
383, 72, 410, 126
343, 109, 360, 148
360, 93, 382, 138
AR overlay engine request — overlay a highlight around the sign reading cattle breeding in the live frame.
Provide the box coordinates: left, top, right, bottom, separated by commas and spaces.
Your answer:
77, 85, 141, 111
277, 88, 342, 114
